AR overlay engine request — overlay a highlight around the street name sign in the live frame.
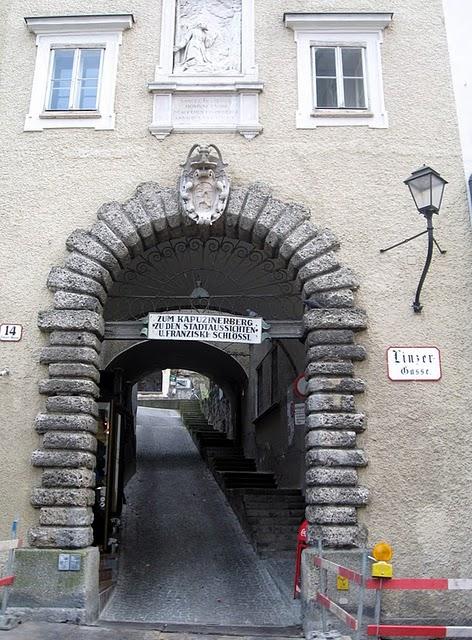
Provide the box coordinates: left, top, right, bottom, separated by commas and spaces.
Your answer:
387, 346, 441, 381
148, 313, 262, 344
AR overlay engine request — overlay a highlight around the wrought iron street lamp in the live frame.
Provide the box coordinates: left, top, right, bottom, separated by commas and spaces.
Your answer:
380, 166, 447, 313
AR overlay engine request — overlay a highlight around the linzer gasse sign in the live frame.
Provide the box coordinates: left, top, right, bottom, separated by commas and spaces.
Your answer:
148, 313, 263, 344
387, 346, 442, 381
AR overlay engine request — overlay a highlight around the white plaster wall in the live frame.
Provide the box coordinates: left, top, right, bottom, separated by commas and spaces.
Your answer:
443, 0, 472, 212
0, 0, 471, 580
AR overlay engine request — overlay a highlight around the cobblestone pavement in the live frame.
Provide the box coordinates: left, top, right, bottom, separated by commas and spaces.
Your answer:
0, 621, 304, 640
100, 408, 301, 630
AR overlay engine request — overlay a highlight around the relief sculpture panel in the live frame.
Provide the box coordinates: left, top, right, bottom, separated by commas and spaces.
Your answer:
173, 0, 242, 74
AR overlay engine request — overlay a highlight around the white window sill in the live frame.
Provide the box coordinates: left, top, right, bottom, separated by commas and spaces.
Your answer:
311, 109, 374, 118
40, 110, 101, 120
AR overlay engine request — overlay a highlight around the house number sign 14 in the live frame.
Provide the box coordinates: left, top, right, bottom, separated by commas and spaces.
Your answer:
0, 324, 23, 342
387, 346, 441, 381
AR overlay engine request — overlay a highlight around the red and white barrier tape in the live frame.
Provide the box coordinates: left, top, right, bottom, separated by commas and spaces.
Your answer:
366, 578, 472, 591
316, 592, 358, 631
368, 625, 472, 637
313, 555, 363, 585
313, 556, 472, 592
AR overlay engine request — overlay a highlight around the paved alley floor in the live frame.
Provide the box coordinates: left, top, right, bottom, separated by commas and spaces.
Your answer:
0, 621, 304, 640
100, 408, 300, 631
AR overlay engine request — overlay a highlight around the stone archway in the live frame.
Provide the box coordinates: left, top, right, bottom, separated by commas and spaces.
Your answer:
31, 180, 368, 550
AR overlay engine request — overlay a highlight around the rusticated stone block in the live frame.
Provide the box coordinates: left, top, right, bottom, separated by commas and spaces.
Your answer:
49, 363, 100, 384
40, 347, 99, 366
47, 267, 107, 305
238, 182, 272, 241
305, 467, 358, 486
265, 203, 310, 255
304, 267, 359, 296
306, 412, 366, 432
135, 182, 167, 233
288, 229, 340, 276
66, 229, 121, 278
306, 506, 357, 525
306, 378, 366, 395
306, 289, 355, 308
42, 468, 95, 489
31, 449, 96, 469
39, 378, 99, 397
35, 414, 98, 434
54, 291, 103, 313
306, 344, 367, 362
42, 432, 97, 453
252, 198, 287, 245
305, 429, 356, 449
307, 524, 365, 548
304, 308, 367, 332
279, 222, 318, 262
306, 362, 355, 378
306, 486, 369, 505
122, 197, 155, 248
91, 220, 129, 264
297, 252, 339, 283
97, 201, 142, 254
49, 331, 101, 352
31, 488, 95, 507
39, 507, 94, 527
306, 448, 367, 467
65, 253, 113, 290
38, 310, 104, 337
160, 187, 181, 230
29, 526, 93, 549
306, 330, 354, 347
306, 393, 355, 413
45, 396, 98, 417
223, 186, 248, 236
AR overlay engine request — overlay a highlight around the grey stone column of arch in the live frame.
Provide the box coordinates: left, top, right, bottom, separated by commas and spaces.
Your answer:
31, 181, 368, 549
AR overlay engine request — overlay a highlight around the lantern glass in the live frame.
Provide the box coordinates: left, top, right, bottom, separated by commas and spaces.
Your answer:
404, 166, 447, 215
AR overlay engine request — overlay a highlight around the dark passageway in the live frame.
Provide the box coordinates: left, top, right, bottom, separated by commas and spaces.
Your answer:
100, 407, 300, 629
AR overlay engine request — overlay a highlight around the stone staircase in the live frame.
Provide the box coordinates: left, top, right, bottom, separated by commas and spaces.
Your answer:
179, 400, 305, 556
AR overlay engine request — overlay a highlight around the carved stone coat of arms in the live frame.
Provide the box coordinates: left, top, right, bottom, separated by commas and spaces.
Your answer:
179, 144, 231, 225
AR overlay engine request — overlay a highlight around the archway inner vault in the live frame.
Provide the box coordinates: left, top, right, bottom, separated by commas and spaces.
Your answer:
32, 179, 369, 550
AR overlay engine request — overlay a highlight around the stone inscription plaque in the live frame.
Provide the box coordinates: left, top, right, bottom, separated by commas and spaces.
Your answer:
173, 94, 238, 125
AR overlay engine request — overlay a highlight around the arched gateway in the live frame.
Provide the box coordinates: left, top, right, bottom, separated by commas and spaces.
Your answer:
30, 163, 369, 558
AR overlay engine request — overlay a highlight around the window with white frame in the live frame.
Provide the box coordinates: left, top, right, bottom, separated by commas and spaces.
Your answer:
46, 47, 104, 111
312, 46, 366, 110
24, 15, 133, 131
284, 13, 392, 128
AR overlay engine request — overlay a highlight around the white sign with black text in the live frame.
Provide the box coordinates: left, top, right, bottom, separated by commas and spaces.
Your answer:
0, 324, 23, 342
148, 313, 263, 344
387, 346, 441, 381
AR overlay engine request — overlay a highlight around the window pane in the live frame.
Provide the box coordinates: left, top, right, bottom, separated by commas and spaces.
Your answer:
343, 78, 366, 108
77, 49, 101, 109
315, 48, 336, 76
316, 78, 338, 108
48, 49, 74, 109
342, 48, 363, 77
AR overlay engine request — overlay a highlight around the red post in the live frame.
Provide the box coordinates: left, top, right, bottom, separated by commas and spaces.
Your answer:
293, 519, 308, 599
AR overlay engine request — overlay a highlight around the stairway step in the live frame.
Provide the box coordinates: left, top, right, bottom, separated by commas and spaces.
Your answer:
246, 509, 305, 518
243, 488, 302, 495
248, 515, 302, 524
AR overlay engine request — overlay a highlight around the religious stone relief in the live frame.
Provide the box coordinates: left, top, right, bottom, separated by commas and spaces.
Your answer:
148, 0, 262, 140
173, 0, 242, 74
179, 144, 230, 225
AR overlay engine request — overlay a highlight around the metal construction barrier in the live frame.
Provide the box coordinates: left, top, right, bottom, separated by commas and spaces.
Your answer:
312, 539, 472, 639
0, 519, 21, 630
313, 541, 369, 640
